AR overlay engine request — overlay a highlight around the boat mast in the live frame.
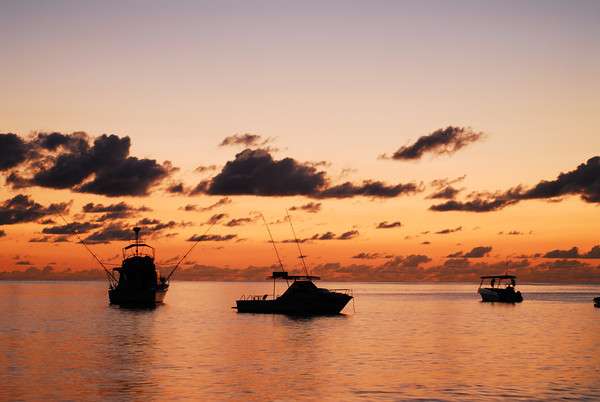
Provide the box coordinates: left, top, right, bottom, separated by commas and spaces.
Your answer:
286, 210, 309, 277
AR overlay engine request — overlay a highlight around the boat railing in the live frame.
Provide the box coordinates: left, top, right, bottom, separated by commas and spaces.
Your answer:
238, 294, 276, 301
330, 288, 353, 296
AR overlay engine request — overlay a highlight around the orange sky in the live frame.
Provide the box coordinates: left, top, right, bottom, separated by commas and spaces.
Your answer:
0, 1, 598, 280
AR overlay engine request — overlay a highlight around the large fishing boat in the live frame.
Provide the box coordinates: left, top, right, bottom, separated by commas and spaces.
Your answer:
108, 227, 169, 306
478, 275, 523, 303
234, 212, 353, 315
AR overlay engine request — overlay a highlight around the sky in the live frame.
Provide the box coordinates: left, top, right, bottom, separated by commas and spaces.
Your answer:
0, 0, 598, 281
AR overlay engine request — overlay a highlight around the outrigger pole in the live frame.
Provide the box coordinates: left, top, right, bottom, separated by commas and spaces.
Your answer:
166, 220, 217, 281
261, 213, 285, 272
58, 214, 118, 287
285, 210, 309, 276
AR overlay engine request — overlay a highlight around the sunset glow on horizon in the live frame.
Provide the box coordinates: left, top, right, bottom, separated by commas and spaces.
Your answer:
1, 0, 598, 282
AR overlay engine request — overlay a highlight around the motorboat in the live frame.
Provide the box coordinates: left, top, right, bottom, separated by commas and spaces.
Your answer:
478, 275, 523, 303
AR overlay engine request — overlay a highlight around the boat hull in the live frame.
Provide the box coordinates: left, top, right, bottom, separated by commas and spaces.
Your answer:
594, 297, 600, 308
108, 286, 168, 307
479, 288, 523, 303
236, 292, 352, 315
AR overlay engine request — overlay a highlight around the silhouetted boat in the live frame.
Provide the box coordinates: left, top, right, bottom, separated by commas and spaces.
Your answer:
478, 275, 523, 303
108, 227, 169, 306
235, 271, 353, 315
594, 297, 600, 308
234, 212, 353, 315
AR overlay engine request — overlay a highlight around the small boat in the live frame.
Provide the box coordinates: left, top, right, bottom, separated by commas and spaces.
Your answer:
234, 211, 353, 315
594, 297, 600, 308
235, 271, 353, 315
108, 227, 169, 306
478, 275, 523, 303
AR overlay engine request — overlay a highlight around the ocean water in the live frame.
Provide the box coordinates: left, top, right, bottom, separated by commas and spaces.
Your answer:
1, 281, 599, 401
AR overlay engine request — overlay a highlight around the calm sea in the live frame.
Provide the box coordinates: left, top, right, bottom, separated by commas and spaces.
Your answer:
1, 281, 599, 401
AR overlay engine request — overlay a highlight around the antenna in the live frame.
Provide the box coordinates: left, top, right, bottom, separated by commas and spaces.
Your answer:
286, 210, 309, 276
133, 227, 140, 255
260, 213, 285, 272
166, 220, 217, 281
58, 213, 118, 287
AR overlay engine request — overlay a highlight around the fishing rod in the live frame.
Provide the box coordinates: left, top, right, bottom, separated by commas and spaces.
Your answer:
58, 213, 118, 286
285, 209, 309, 276
261, 213, 285, 272
166, 220, 217, 281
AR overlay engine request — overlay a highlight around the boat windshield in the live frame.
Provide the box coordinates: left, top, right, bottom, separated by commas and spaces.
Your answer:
479, 275, 517, 288
123, 243, 155, 260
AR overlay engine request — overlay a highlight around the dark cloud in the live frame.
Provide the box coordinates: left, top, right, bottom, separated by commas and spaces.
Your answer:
195, 164, 218, 174
182, 197, 232, 212
82, 202, 151, 222
224, 217, 257, 227
206, 213, 228, 225
219, 133, 270, 147
4, 133, 175, 197
0, 194, 70, 225
84, 223, 134, 244
421, 241, 431, 245
352, 252, 392, 260
316, 181, 421, 199
376, 221, 402, 229
382, 126, 483, 161
427, 185, 461, 200
448, 246, 492, 258
29, 236, 70, 243
430, 156, 599, 212
0, 133, 30, 170
166, 182, 188, 194
0, 230, 6, 238
42, 222, 101, 235
187, 234, 237, 242
543, 245, 600, 259
289, 202, 322, 213
338, 230, 360, 240
197, 149, 420, 199
16, 260, 33, 266
434, 226, 462, 234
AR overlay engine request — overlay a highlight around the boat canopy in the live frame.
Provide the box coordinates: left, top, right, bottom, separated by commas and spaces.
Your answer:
122, 243, 155, 259
268, 271, 320, 280
480, 275, 516, 279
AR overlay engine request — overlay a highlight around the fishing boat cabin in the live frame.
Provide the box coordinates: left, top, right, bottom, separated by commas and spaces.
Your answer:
478, 275, 523, 303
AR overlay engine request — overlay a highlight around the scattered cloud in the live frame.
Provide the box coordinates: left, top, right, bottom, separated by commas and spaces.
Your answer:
430, 156, 600, 212
42, 222, 101, 235
352, 252, 393, 260
289, 202, 322, 213
29, 236, 70, 243
205, 213, 228, 225
434, 226, 462, 234
447, 246, 492, 258
376, 221, 402, 229
219, 133, 272, 147
0, 194, 70, 225
381, 127, 483, 161
186, 234, 237, 242
182, 197, 232, 212
0, 230, 6, 238
195, 164, 218, 174
543, 245, 600, 259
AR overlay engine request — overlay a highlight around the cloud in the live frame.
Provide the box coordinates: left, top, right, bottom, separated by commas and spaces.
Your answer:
315, 181, 421, 199
84, 223, 134, 244
338, 230, 360, 240
430, 156, 600, 212
224, 216, 258, 227
434, 226, 462, 234
376, 221, 402, 229
352, 252, 393, 260
0, 194, 70, 225
15, 260, 33, 266
447, 246, 492, 258
186, 234, 237, 242
195, 164, 218, 174
166, 182, 188, 194
196, 149, 421, 199
4, 132, 175, 197
219, 133, 272, 147
427, 185, 462, 200
205, 213, 228, 225
382, 126, 483, 161
543, 245, 600, 259
289, 202, 322, 213
42, 222, 101, 235
0, 230, 6, 238
0, 133, 30, 170
82, 202, 151, 222
182, 197, 232, 212
29, 236, 70, 243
